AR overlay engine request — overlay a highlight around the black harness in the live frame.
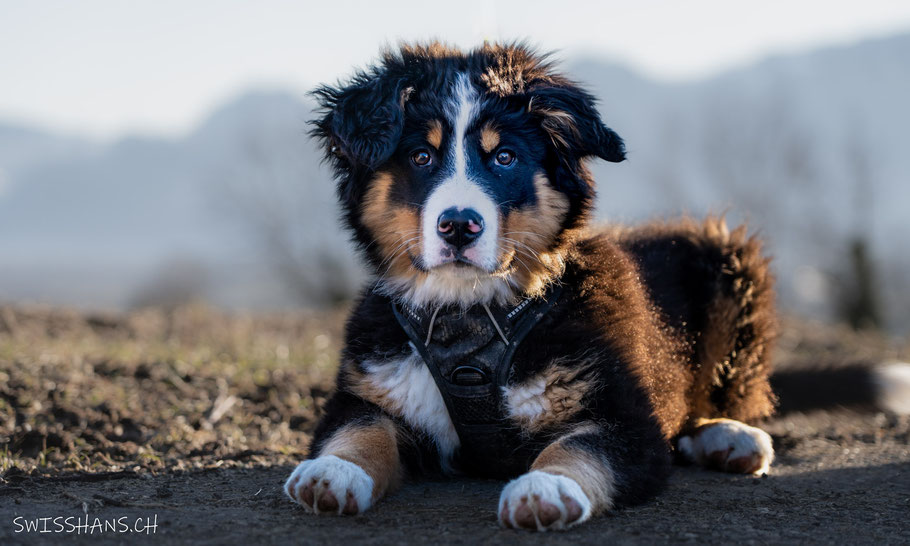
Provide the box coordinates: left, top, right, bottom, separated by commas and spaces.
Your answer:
391, 285, 562, 470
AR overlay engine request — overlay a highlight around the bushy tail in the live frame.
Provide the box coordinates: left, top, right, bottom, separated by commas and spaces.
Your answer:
771, 362, 910, 415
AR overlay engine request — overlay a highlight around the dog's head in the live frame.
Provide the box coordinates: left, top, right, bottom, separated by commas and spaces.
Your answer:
312, 43, 625, 307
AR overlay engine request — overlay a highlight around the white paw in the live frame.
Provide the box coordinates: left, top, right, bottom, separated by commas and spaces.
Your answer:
498, 471, 592, 531
678, 419, 774, 475
284, 455, 374, 515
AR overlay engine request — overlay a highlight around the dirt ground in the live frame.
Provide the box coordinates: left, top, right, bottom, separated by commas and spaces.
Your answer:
1, 305, 908, 544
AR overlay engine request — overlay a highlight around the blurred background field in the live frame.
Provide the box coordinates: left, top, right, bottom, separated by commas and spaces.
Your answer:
0, 304, 345, 475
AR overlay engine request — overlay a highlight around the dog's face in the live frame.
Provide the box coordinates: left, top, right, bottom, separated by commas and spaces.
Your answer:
313, 44, 625, 306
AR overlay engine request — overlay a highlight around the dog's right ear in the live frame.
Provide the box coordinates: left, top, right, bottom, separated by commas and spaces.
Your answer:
311, 72, 409, 171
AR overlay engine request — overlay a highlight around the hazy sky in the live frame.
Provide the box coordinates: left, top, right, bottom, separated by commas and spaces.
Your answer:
3, 0, 909, 139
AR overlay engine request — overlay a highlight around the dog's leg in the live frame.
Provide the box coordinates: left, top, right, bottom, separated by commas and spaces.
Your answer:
677, 418, 774, 475
285, 417, 401, 515
498, 418, 672, 531
498, 425, 618, 531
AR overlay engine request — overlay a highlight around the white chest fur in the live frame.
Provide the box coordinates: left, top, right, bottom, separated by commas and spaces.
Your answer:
361, 345, 460, 466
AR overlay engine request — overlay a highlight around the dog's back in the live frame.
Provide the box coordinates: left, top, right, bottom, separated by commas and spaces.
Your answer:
606, 217, 777, 427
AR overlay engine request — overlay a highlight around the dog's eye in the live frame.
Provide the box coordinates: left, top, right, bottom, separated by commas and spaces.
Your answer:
495, 149, 516, 166
411, 149, 432, 167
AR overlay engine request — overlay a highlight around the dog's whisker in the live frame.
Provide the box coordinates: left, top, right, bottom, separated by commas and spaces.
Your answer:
503, 231, 549, 242
378, 240, 421, 275
378, 236, 422, 268
501, 238, 544, 262
370, 230, 422, 254
375, 231, 423, 263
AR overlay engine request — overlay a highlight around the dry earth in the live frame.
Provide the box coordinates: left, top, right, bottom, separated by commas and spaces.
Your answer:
0, 305, 908, 544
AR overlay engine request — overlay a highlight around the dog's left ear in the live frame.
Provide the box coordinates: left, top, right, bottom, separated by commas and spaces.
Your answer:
528, 84, 626, 163
312, 74, 410, 171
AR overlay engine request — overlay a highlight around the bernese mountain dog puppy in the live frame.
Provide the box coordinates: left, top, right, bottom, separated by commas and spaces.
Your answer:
284, 42, 777, 531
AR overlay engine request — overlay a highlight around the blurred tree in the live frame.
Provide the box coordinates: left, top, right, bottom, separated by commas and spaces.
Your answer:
698, 91, 826, 239
834, 125, 882, 330
696, 92, 886, 330
837, 238, 882, 330
214, 118, 361, 308
129, 257, 209, 309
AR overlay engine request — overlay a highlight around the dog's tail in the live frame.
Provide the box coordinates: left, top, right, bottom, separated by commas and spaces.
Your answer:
611, 216, 909, 419
771, 361, 910, 415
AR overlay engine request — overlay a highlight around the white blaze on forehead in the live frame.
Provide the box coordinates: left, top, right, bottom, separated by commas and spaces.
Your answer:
448, 74, 478, 180
420, 73, 500, 276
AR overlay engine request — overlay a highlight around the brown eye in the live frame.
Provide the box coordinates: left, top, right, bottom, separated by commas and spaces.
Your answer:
411, 149, 432, 167
495, 149, 515, 166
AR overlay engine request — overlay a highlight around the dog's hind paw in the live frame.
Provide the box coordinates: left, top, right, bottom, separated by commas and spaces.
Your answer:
498, 471, 591, 531
284, 455, 374, 515
678, 418, 774, 475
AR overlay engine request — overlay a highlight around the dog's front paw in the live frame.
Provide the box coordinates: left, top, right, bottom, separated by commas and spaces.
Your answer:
498, 471, 592, 531
284, 455, 374, 515
678, 419, 774, 475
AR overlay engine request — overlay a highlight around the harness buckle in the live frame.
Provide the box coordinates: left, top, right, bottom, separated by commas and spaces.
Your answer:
451, 365, 489, 386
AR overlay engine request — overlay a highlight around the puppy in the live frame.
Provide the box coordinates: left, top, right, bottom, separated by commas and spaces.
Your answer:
284, 43, 777, 531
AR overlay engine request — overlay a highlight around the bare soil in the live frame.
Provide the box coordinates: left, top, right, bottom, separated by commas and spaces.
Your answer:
1, 305, 908, 544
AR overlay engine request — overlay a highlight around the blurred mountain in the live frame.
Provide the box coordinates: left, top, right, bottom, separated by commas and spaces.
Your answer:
0, 91, 358, 308
576, 32, 910, 328
1, 33, 909, 329
0, 123, 98, 179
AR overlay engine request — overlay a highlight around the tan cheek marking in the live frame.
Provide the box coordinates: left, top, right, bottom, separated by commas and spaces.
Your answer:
499, 173, 570, 295
361, 172, 422, 278
531, 435, 616, 514
321, 418, 402, 500
480, 123, 500, 153
426, 120, 443, 150
505, 359, 592, 433
361, 173, 394, 233
513, 173, 570, 239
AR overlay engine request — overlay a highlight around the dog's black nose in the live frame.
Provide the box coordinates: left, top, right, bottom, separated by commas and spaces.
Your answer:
437, 207, 484, 249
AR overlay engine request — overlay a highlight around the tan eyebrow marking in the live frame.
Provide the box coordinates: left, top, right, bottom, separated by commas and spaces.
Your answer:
480, 122, 500, 153
426, 120, 443, 149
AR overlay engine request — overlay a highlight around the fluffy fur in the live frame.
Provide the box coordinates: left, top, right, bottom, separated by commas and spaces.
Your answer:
288, 42, 780, 531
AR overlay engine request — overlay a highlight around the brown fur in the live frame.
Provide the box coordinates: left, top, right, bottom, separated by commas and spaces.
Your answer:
531, 106, 580, 150
498, 173, 571, 297
690, 417, 738, 429
602, 216, 778, 434
505, 359, 594, 433
479, 122, 500, 153
361, 172, 424, 283
478, 44, 562, 96
531, 426, 616, 514
342, 363, 396, 416
567, 235, 693, 440
426, 120, 443, 150
321, 419, 402, 500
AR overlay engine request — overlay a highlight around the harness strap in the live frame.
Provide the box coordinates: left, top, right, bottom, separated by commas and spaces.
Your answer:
391, 285, 562, 467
